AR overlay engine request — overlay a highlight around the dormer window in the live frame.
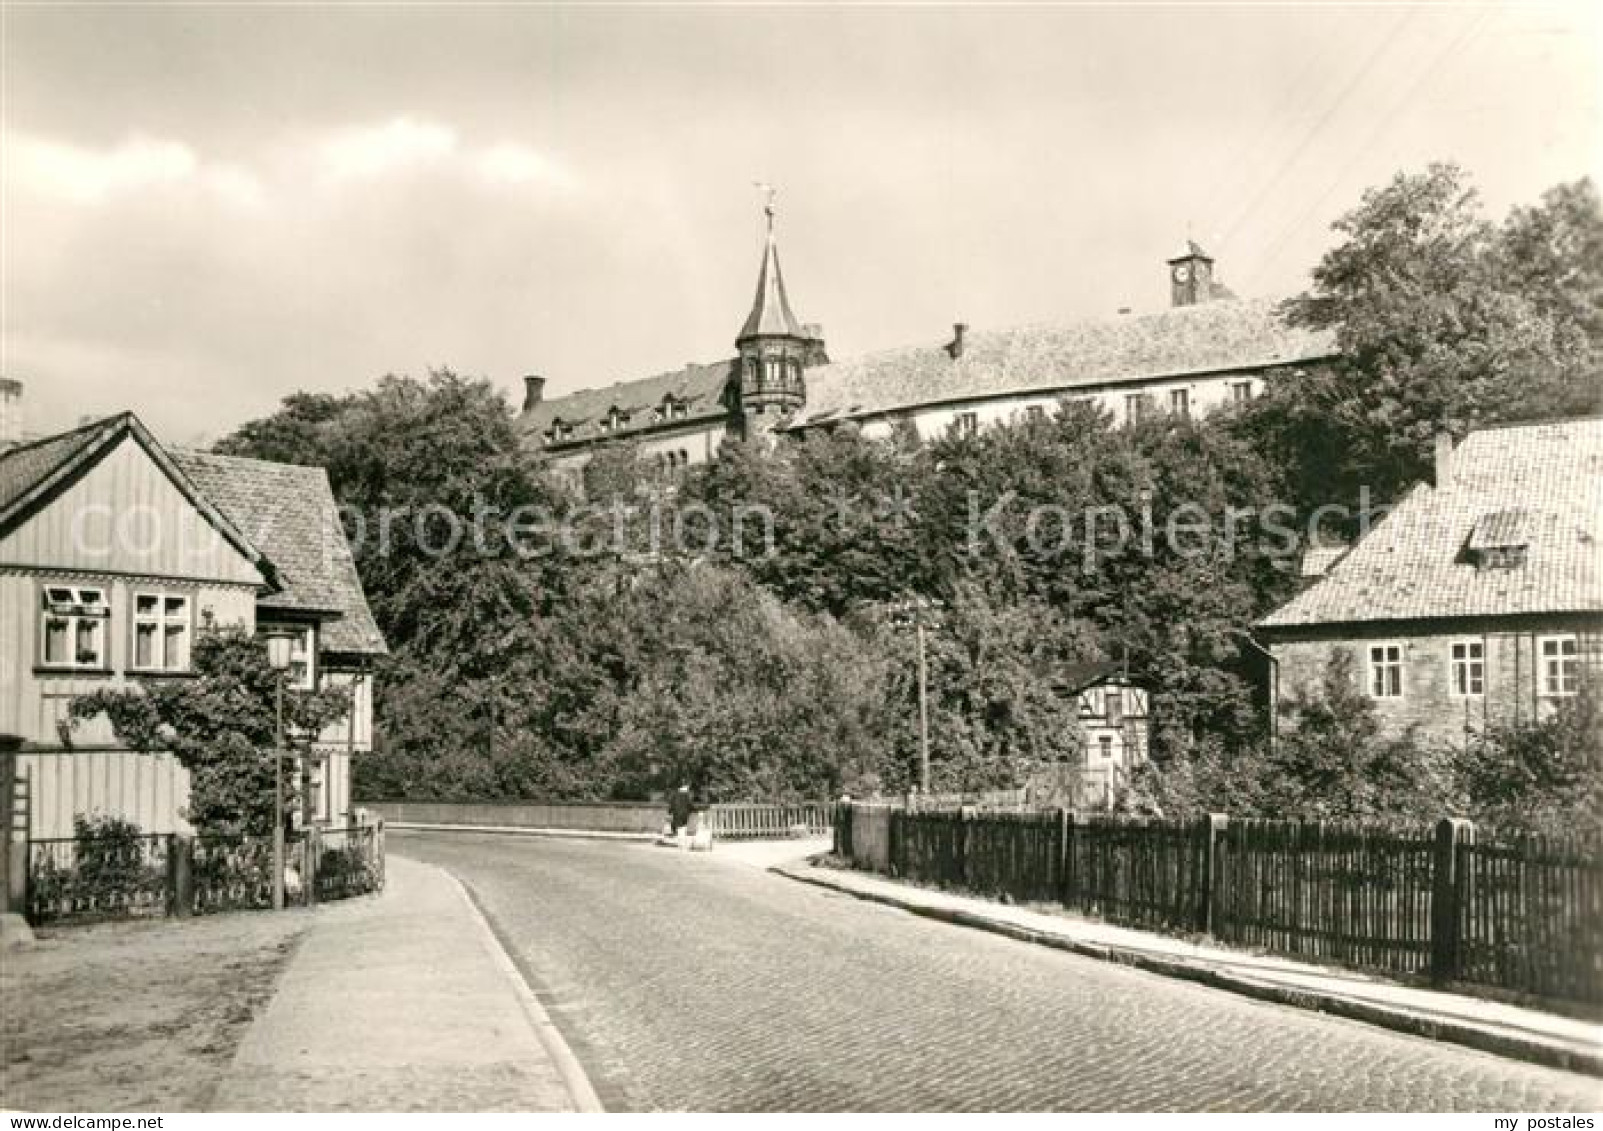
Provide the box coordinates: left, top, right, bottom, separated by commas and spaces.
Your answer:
1468, 509, 1530, 570
548, 419, 573, 443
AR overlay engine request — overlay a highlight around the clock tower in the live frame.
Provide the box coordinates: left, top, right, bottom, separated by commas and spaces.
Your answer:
1167, 240, 1215, 307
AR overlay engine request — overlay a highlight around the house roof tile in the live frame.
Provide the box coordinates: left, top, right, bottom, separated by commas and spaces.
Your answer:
785, 296, 1336, 429
170, 450, 387, 656
518, 359, 736, 447
1258, 417, 1603, 629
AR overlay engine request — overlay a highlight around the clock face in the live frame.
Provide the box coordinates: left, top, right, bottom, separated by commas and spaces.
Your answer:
1172, 263, 1191, 283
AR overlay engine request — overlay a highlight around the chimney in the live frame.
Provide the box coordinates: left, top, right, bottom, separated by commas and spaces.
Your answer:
521, 375, 546, 412
944, 323, 968, 360
0, 377, 20, 450
1434, 432, 1455, 488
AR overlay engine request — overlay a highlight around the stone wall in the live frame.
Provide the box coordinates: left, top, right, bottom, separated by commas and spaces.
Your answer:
1268, 617, 1603, 747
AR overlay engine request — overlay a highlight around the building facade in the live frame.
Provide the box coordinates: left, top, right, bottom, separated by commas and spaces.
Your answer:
517, 219, 1337, 478
1256, 419, 1603, 748
0, 411, 385, 838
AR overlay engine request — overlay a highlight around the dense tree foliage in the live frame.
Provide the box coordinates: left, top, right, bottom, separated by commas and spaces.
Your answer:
1258, 165, 1602, 513
207, 166, 1600, 828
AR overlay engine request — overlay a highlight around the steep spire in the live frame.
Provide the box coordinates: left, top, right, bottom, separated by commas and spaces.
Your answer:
737, 189, 804, 343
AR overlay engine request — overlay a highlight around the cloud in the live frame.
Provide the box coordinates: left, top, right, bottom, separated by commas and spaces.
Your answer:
476, 141, 578, 191
5, 131, 263, 207
314, 117, 577, 192
318, 117, 458, 180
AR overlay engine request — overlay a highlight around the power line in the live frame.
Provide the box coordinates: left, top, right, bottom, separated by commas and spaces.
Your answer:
1214, 5, 1420, 256
1242, 6, 1496, 294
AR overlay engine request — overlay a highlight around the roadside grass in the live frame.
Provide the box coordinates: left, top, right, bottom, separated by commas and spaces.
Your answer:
2, 911, 308, 1111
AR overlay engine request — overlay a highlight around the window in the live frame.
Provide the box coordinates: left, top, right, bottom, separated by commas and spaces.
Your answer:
263, 625, 315, 690
1169, 388, 1190, 417
1026, 405, 1046, 422
1105, 688, 1125, 725
132, 591, 192, 672
41, 585, 110, 670
1540, 635, 1579, 697
955, 412, 978, 438
303, 754, 329, 824
1097, 736, 1114, 759
1450, 640, 1484, 697
1230, 381, 1253, 404
1368, 643, 1404, 698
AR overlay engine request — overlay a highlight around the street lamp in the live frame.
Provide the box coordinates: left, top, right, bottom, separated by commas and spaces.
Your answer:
263, 628, 295, 911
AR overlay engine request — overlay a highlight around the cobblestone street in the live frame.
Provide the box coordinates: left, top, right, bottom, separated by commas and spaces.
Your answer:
394, 832, 1603, 1112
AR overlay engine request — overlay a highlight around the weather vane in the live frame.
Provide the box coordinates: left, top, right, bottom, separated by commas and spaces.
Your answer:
753, 181, 778, 225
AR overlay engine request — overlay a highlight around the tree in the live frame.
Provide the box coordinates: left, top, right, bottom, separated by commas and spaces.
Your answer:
595, 565, 895, 801
1456, 681, 1603, 836
70, 625, 351, 835
1268, 164, 1598, 511
213, 391, 353, 466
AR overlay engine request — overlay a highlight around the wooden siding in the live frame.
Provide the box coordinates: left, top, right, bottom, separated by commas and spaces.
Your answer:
0, 572, 257, 745
315, 668, 373, 752
0, 432, 266, 585
17, 747, 191, 839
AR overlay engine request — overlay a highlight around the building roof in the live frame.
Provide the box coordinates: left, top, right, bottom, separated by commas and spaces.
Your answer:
784, 296, 1336, 429
518, 359, 736, 448
1258, 417, 1603, 630
1049, 661, 1132, 693
0, 413, 274, 584
170, 450, 387, 656
738, 224, 805, 341
0, 415, 108, 517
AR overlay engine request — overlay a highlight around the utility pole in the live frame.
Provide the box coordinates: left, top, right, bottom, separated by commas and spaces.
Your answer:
915, 606, 930, 794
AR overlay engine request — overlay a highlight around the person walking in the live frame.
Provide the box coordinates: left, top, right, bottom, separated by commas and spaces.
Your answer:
668, 784, 693, 838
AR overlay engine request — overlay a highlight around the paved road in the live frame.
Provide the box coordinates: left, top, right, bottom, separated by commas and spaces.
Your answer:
394, 832, 1603, 1112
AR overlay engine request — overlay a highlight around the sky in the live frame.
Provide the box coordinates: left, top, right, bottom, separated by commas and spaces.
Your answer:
3, 2, 1599, 446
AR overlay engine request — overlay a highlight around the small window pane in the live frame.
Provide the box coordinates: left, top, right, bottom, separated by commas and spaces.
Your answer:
135, 623, 157, 668
76, 620, 102, 665
164, 595, 187, 617
164, 625, 189, 670
136, 594, 159, 616
45, 619, 69, 663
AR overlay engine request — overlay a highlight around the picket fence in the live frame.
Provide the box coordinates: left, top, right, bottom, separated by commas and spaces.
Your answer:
834, 804, 1603, 1005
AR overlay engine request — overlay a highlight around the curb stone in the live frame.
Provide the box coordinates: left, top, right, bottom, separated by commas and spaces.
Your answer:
772, 862, 1603, 1080
437, 867, 606, 1112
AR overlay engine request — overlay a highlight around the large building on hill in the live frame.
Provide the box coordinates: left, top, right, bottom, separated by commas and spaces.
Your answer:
1256, 417, 1603, 748
516, 207, 1339, 480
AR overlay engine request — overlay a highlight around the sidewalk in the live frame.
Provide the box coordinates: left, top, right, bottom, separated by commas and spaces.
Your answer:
211, 855, 601, 1112
774, 858, 1603, 1079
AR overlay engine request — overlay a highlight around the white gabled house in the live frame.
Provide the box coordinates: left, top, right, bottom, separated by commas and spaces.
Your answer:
0, 412, 386, 839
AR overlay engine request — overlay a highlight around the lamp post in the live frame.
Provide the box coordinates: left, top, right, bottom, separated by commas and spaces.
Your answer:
263, 629, 295, 911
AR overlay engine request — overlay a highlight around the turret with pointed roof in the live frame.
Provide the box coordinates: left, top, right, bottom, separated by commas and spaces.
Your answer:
733, 193, 825, 432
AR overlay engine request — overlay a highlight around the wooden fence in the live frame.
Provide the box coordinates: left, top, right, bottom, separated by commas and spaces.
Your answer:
25, 823, 385, 927
835, 804, 1603, 1006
